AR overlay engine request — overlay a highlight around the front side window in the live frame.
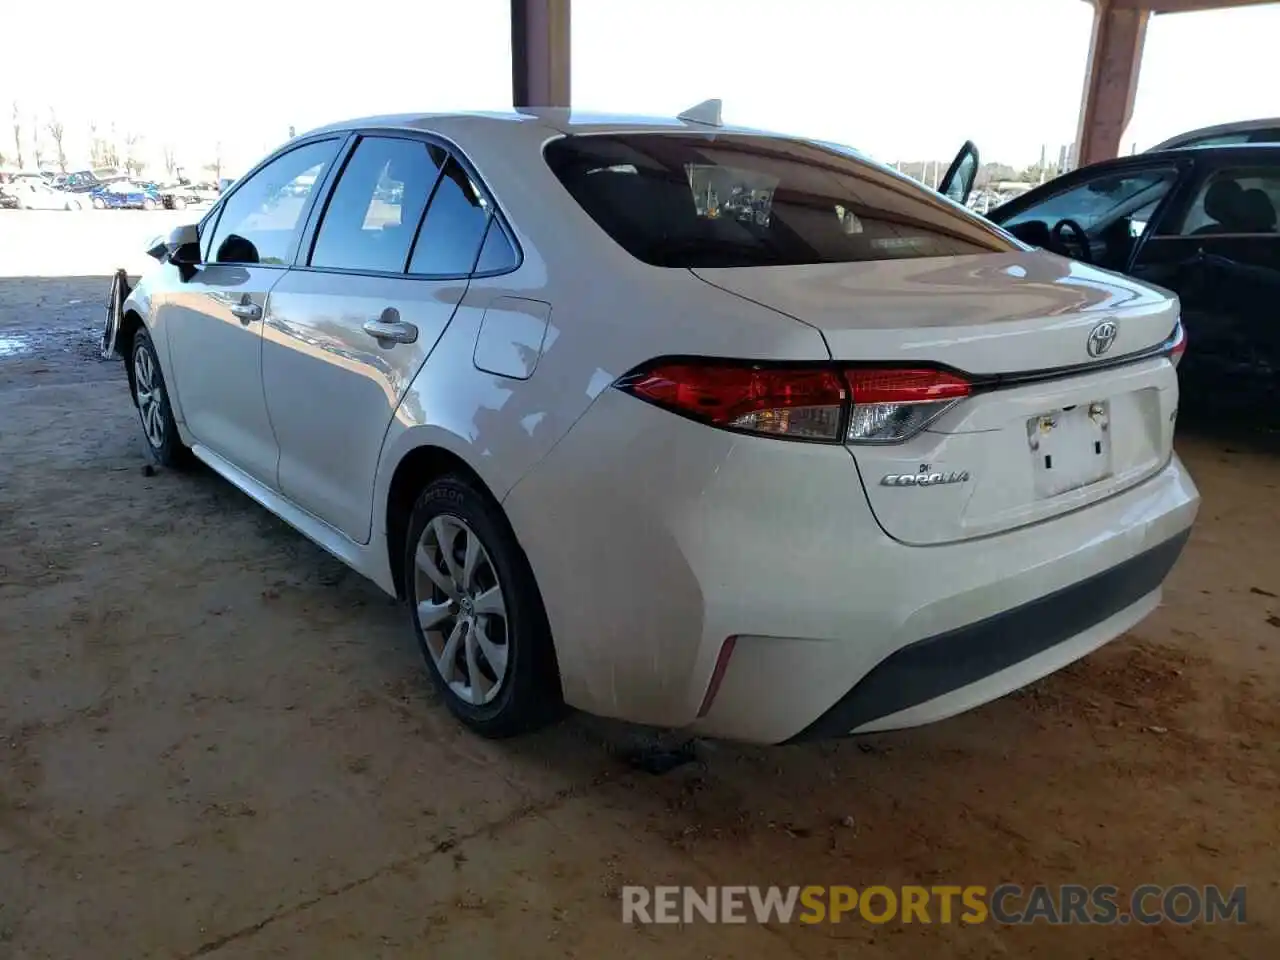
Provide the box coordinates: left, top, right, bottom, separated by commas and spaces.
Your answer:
999, 168, 1179, 236
310, 136, 445, 273
544, 133, 1015, 267
207, 139, 340, 266
1162, 166, 1280, 236
407, 157, 491, 276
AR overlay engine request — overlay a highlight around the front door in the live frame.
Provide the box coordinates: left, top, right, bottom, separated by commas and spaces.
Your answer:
262, 134, 494, 542
990, 162, 1183, 272
163, 138, 343, 484
1130, 160, 1280, 428
938, 141, 980, 206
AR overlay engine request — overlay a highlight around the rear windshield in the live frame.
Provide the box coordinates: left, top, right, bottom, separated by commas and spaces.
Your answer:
544, 133, 1016, 268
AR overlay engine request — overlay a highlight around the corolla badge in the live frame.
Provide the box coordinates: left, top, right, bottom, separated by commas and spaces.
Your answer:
1087, 320, 1118, 357
880, 470, 970, 487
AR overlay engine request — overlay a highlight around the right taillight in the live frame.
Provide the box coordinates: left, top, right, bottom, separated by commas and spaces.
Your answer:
616, 360, 970, 444
1167, 320, 1186, 368
843, 367, 971, 443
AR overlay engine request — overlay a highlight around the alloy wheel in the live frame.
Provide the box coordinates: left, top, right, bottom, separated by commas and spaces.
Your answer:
414, 515, 510, 705
133, 344, 166, 449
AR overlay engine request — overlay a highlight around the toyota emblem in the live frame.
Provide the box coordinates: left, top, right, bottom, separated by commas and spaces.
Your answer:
1087, 320, 1118, 358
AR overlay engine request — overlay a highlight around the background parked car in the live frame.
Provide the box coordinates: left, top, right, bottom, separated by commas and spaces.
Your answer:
53, 170, 103, 192
91, 179, 162, 210
984, 144, 1280, 431
160, 181, 220, 210
0, 179, 89, 210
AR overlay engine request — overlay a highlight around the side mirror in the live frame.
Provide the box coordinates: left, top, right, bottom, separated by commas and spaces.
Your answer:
168, 223, 201, 261
170, 240, 202, 267
147, 223, 201, 266
939, 141, 980, 206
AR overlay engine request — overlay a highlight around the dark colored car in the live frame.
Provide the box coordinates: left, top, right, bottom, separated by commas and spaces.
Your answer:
1149, 118, 1280, 152
983, 145, 1279, 431
55, 170, 104, 193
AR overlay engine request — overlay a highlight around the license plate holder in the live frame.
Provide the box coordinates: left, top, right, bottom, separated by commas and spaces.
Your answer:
1027, 402, 1113, 498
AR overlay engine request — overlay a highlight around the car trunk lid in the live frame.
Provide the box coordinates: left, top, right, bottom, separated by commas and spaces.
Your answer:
695, 252, 1181, 545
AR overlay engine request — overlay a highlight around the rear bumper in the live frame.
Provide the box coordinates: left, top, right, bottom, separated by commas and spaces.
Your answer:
504, 389, 1199, 744
786, 529, 1189, 741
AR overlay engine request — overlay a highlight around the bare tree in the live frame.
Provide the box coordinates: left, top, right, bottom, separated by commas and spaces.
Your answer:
162, 143, 177, 179
46, 111, 67, 173
203, 141, 223, 184
124, 132, 145, 176
11, 101, 24, 169
88, 121, 109, 169
31, 113, 45, 170
104, 121, 121, 170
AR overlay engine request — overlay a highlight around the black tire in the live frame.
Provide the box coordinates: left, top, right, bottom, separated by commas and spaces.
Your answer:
404, 475, 563, 737
142, 198, 157, 211
130, 328, 191, 468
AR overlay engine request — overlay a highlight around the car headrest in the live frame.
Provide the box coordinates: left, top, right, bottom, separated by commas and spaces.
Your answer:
1202, 178, 1243, 226
1238, 188, 1277, 233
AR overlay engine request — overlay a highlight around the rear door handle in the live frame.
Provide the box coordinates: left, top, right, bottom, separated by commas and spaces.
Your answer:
362, 318, 418, 344
230, 301, 262, 323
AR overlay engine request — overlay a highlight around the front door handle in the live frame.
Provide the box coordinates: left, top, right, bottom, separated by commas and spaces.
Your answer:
230, 301, 262, 324
362, 317, 418, 345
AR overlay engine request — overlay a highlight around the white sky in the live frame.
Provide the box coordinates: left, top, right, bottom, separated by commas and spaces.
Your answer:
1, 0, 1276, 174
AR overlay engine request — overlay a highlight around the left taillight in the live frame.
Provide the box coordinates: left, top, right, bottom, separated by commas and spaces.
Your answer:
618, 363, 847, 441
616, 361, 970, 444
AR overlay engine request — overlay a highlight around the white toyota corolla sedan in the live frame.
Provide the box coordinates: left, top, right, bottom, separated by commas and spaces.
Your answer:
107, 107, 1199, 743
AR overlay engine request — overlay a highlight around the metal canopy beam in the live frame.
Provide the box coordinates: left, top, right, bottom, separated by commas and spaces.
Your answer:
510, 0, 571, 108
1075, 0, 1150, 166
1076, 0, 1275, 164
1109, 0, 1276, 11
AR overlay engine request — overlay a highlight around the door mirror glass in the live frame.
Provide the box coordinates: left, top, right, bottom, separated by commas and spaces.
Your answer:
168, 223, 202, 264
939, 141, 980, 205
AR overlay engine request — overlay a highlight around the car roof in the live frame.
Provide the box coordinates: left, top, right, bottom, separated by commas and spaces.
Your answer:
1072, 142, 1280, 173
300, 107, 797, 145
1148, 117, 1280, 152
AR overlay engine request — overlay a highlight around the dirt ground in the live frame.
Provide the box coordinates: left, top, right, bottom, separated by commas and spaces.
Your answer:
0, 213, 1277, 959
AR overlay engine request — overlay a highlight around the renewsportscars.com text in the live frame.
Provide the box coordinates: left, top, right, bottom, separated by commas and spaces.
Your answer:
622, 884, 1247, 925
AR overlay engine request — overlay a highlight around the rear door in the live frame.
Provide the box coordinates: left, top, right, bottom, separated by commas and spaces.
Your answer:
162, 137, 343, 484
1130, 155, 1280, 426
261, 134, 496, 543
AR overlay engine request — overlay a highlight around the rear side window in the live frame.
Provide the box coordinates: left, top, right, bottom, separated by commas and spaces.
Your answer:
543, 133, 1015, 267
474, 218, 519, 273
1163, 166, 1280, 236
407, 158, 491, 276
310, 136, 446, 273
207, 139, 340, 265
